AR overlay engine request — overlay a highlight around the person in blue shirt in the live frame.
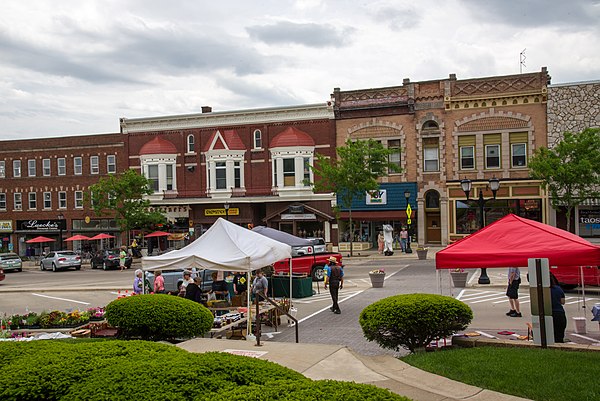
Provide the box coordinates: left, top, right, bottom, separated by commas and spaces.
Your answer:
324, 256, 344, 314
550, 273, 567, 343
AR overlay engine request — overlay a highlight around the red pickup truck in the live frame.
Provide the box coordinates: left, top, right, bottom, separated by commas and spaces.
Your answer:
273, 252, 343, 281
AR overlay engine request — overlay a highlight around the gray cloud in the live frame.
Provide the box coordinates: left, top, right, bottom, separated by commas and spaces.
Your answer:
372, 6, 420, 31
246, 21, 352, 48
461, 0, 600, 28
215, 75, 301, 107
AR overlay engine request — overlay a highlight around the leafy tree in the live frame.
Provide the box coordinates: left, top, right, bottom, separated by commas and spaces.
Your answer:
310, 139, 401, 255
88, 169, 166, 238
529, 128, 600, 232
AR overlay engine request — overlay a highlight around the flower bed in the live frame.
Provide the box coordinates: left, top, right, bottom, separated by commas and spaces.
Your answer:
2, 309, 96, 331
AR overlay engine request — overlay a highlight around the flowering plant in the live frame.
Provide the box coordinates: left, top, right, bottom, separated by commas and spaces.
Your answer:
369, 268, 385, 274
452, 268, 465, 273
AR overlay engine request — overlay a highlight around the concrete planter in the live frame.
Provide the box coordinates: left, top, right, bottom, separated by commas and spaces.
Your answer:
416, 249, 428, 260
450, 272, 469, 287
369, 273, 386, 288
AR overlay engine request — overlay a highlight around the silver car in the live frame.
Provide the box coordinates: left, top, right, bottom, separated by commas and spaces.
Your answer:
40, 251, 82, 272
0, 253, 23, 272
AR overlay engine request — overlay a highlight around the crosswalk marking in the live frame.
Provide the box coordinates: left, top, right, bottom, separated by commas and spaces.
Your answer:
460, 291, 505, 301
456, 289, 597, 307
293, 290, 362, 304
470, 295, 510, 304
493, 296, 529, 304
565, 297, 596, 305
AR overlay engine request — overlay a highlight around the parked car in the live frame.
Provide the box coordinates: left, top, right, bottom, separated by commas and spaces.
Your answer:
307, 237, 327, 253
145, 269, 225, 294
273, 252, 343, 281
40, 251, 82, 272
0, 252, 23, 272
0, 268, 5, 282
90, 249, 133, 270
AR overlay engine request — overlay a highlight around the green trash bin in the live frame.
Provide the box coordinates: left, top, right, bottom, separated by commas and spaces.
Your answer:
268, 276, 313, 298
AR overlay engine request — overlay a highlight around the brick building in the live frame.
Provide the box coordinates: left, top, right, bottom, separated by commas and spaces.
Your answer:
120, 103, 338, 246
0, 133, 127, 256
332, 68, 550, 247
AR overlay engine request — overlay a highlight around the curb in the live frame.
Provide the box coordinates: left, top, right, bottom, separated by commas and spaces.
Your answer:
453, 335, 600, 352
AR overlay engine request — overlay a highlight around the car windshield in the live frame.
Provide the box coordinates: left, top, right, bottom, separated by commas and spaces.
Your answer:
58, 251, 77, 256
0, 254, 20, 260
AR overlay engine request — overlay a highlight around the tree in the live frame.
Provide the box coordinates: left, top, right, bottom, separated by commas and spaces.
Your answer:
310, 139, 401, 255
88, 169, 166, 239
529, 128, 600, 232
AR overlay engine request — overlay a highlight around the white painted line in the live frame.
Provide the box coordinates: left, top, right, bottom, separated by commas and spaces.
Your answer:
461, 292, 506, 301
565, 298, 596, 305
359, 279, 371, 284
570, 333, 600, 343
296, 290, 364, 324
31, 293, 90, 305
455, 289, 466, 300
493, 295, 530, 304
293, 291, 361, 304
476, 330, 497, 339
470, 295, 510, 304
467, 273, 479, 285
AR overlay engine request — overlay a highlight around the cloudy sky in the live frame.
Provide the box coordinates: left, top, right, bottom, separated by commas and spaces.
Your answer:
1, 0, 599, 139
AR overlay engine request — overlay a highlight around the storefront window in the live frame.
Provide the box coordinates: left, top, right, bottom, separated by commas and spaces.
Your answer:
456, 198, 542, 234
578, 209, 600, 237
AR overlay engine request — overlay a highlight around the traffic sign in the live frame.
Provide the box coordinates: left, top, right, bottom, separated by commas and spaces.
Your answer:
406, 203, 412, 219
407, 218, 411, 225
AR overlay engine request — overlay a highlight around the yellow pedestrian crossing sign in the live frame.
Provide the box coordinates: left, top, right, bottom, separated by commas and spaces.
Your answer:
406, 203, 412, 219
407, 218, 411, 225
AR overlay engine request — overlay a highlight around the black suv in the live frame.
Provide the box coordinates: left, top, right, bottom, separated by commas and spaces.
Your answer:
91, 249, 133, 270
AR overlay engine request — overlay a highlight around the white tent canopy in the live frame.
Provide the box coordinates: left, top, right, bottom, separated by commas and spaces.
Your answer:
141, 218, 292, 272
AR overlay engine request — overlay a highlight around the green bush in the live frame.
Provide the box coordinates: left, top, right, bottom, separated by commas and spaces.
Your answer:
105, 294, 213, 340
0, 340, 407, 401
360, 293, 472, 353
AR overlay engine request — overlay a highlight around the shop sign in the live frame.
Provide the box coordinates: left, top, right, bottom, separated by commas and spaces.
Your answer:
17, 219, 66, 231
579, 209, 600, 225
281, 213, 316, 220
288, 205, 304, 214
366, 189, 387, 205
204, 208, 240, 216
0, 220, 12, 232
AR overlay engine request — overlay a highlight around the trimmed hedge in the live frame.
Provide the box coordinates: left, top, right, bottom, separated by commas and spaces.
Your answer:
360, 293, 472, 353
105, 294, 213, 340
0, 340, 409, 401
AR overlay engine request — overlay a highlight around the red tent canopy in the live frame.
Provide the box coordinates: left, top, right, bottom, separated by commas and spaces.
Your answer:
145, 231, 170, 238
436, 214, 600, 269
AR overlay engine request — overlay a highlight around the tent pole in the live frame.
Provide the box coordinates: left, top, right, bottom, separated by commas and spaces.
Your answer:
436, 270, 440, 294
247, 271, 251, 339
289, 258, 293, 309
580, 266, 587, 311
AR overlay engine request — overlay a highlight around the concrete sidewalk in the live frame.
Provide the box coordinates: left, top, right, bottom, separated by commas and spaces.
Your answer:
177, 337, 529, 401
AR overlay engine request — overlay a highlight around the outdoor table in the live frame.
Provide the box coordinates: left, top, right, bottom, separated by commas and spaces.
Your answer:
208, 304, 274, 338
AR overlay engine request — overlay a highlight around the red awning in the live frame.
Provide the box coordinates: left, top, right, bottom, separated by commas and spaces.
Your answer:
436, 214, 600, 269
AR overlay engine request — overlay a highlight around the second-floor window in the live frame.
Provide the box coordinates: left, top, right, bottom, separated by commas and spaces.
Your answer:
147, 165, 159, 192
43, 159, 51, 176
215, 162, 227, 189
59, 192, 67, 209
485, 144, 501, 169
0, 161, 4, 178
13, 160, 21, 178
253, 129, 262, 149
423, 138, 439, 172
388, 139, 401, 171
0, 193, 6, 210
28, 159, 36, 177
187, 135, 195, 153
107, 155, 116, 174
460, 146, 475, 170
75, 191, 83, 208
43, 192, 51, 209
14, 193, 22, 210
28, 192, 36, 209
58, 158, 66, 176
166, 165, 174, 190
511, 143, 527, 167
74, 157, 83, 175
90, 156, 99, 174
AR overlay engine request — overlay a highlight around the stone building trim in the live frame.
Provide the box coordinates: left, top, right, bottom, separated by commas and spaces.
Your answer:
416, 113, 446, 183
451, 109, 534, 180
417, 182, 448, 246
346, 118, 407, 181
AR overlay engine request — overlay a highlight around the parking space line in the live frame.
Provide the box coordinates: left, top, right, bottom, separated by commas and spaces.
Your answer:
455, 289, 466, 300
31, 293, 90, 305
570, 333, 600, 343
476, 330, 497, 339
565, 297, 596, 305
493, 295, 529, 304
470, 295, 510, 304
460, 291, 506, 301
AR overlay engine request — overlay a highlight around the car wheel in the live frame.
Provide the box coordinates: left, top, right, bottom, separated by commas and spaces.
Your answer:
17, 268, 22, 272
52, 263, 57, 272
312, 265, 325, 282
91, 261, 96, 269
75, 266, 81, 271
40, 263, 45, 271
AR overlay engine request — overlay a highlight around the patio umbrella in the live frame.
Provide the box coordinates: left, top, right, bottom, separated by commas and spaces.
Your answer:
89, 233, 115, 240
26, 236, 55, 244
65, 234, 91, 241
145, 231, 170, 238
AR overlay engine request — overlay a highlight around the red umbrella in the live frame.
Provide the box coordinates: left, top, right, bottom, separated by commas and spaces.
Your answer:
145, 231, 170, 238
90, 233, 115, 240
26, 236, 56, 244
65, 235, 91, 241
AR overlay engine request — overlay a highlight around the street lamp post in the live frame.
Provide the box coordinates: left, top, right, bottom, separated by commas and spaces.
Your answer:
224, 202, 230, 221
404, 190, 412, 254
460, 177, 500, 285
57, 213, 65, 250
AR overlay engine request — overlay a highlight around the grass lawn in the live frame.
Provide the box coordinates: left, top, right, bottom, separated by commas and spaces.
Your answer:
402, 347, 600, 401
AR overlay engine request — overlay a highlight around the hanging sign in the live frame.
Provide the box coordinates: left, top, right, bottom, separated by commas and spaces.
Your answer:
366, 189, 387, 205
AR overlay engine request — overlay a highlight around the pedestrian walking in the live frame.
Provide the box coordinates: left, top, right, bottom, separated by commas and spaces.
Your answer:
153, 270, 165, 294
506, 267, 522, 317
324, 256, 343, 314
133, 269, 143, 294
377, 232, 384, 254
400, 227, 408, 253
119, 246, 127, 272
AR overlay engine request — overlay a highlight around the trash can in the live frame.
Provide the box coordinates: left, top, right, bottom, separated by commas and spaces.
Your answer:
573, 317, 587, 334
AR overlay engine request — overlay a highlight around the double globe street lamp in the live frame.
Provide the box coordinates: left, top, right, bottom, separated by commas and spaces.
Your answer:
460, 177, 500, 285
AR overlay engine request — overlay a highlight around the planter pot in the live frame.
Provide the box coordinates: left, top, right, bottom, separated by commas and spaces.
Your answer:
416, 249, 428, 260
369, 273, 386, 288
450, 272, 469, 288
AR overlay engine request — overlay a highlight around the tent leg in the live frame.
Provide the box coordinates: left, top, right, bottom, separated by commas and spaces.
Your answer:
436, 270, 440, 294
289, 258, 293, 308
247, 271, 251, 339
580, 266, 587, 311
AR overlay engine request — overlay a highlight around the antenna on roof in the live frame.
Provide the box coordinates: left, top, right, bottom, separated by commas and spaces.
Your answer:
519, 48, 527, 73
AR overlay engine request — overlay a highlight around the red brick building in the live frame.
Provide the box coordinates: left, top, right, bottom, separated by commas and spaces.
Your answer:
120, 103, 338, 244
0, 133, 127, 256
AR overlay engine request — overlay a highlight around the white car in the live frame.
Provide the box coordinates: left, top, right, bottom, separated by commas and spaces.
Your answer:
307, 238, 326, 253
40, 251, 82, 272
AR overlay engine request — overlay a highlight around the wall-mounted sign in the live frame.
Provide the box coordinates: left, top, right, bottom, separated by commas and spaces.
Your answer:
288, 205, 304, 214
366, 189, 387, 205
204, 208, 240, 217
0, 220, 13, 232
281, 213, 316, 220
17, 219, 66, 231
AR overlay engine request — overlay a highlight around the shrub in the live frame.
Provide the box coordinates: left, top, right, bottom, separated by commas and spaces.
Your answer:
0, 340, 307, 401
359, 293, 472, 353
105, 294, 213, 340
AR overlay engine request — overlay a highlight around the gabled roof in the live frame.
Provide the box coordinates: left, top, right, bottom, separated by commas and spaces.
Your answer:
139, 137, 177, 155
204, 130, 245, 152
271, 127, 315, 147
436, 214, 600, 269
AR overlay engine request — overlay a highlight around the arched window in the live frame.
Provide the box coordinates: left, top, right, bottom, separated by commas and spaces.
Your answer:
422, 120, 439, 130
253, 129, 262, 149
187, 135, 195, 153
425, 191, 440, 209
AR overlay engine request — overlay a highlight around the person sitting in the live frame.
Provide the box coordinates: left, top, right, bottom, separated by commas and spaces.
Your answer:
185, 277, 204, 304
210, 272, 229, 301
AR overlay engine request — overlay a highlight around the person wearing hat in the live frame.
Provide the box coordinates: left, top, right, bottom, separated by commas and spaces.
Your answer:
177, 270, 194, 297
324, 256, 343, 314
